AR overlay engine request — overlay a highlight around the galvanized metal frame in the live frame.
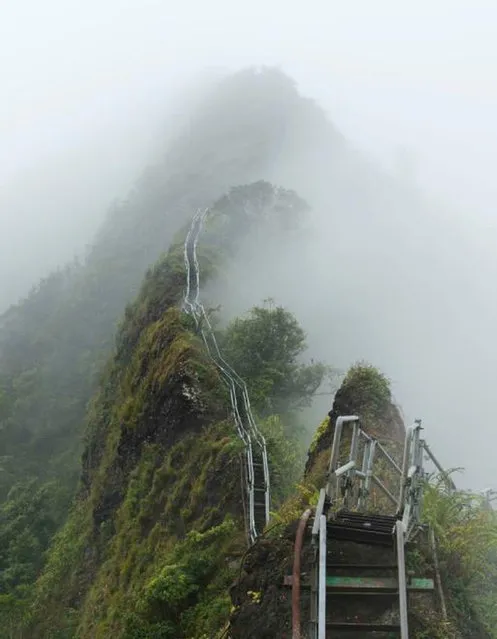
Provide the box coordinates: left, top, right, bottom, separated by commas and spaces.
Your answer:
318, 515, 327, 639
183, 209, 270, 543
325, 415, 359, 501
396, 520, 409, 638
422, 440, 456, 493
326, 415, 402, 513
312, 488, 327, 539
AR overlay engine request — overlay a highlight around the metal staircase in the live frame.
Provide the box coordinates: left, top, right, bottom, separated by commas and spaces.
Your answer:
327, 512, 398, 546
302, 415, 446, 638
183, 209, 270, 544
307, 515, 421, 637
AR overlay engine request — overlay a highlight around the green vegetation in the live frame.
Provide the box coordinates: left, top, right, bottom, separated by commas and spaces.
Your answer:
122, 517, 237, 639
0, 167, 310, 636
220, 301, 327, 504
25, 295, 322, 636
421, 479, 497, 637
341, 363, 391, 420
27, 293, 240, 637
0, 165, 321, 637
1, 65, 495, 639
304, 364, 497, 638
221, 302, 326, 417
304, 363, 403, 490
0, 67, 314, 633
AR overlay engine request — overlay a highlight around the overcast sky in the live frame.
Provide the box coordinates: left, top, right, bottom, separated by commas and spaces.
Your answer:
2, 1, 497, 486
3, 3, 497, 199
2, 1, 496, 288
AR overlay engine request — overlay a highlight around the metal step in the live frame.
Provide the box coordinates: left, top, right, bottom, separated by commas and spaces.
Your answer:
327, 524, 394, 546
283, 575, 432, 591
327, 563, 398, 570
326, 621, 400, 632
325, 575, 434, 593
328, 512, 397, 545
335, 512, 398, 528
327, 576, 398, 593
335, 511, 398, 522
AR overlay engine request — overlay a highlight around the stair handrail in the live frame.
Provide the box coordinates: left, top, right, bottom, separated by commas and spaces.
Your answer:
422, 440, 456, 493
397, 421, 422, 513
395, 519, 409, 638
318, 514, 327, 639
397, 420, 426, 540
183, 209, 270, 543
325, 415, 359, 502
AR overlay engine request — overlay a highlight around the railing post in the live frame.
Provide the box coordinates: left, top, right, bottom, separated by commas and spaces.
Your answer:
326, 415, 359, 501
312, 489, 327, 539
398, 421, 422, 514
396, 520, 409, 638
357, 438, 371, 510
318, 515, 327, 639
422, 441, 456, 493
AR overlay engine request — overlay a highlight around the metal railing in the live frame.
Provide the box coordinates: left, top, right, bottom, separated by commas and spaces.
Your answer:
182, 209, 270, 543
396, 519, 409, 638
322, 415, 458, 543
308, 410, 496, 639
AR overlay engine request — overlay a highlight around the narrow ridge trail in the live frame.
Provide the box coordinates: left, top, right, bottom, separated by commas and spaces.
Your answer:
183, 208, 270, 544
292, 417, 458, 638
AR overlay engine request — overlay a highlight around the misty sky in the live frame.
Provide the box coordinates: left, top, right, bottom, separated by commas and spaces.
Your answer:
2, 1, 496, 294
2, 1, 497, 488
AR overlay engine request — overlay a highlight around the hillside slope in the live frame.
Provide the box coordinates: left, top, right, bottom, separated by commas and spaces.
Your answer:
19, 181, 315, 637
230, 367, 496, 639
2, 66, 497, 638
0, 68, 333, 617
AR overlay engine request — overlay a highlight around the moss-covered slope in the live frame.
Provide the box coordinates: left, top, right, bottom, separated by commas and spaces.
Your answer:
25, 180, 310, 638
0, 69, 322, 617
228, 365, 406, 638
229, 365, 495, 639
28, 240, 248, 638
305, 364, 405, 490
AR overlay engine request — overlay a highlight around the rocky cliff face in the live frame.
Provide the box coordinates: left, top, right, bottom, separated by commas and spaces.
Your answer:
23, 248, 495, 638
28, 236, 248, 638
229, 365, 408, 639
229, 365, 493, 639
3, 67, 496, 639
26, 179, 308, 638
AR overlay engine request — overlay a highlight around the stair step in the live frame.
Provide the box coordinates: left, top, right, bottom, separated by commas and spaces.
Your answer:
326, 621, 400, 632
326, 576, 434, 593
328, 525, 394, 546
335, 515, 396, 528
327, 564, 398, 570
327, 576, 397, 593
283, 576, 433, 591
336, 510, 397, 520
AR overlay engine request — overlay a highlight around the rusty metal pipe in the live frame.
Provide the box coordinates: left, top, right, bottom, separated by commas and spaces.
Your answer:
292, 508, 312, 639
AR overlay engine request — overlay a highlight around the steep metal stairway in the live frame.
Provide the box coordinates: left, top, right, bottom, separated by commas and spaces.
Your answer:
251, 450, 270, 534
235, 385, 269, 536
183, 209, 270, 544
327, 509, 435, 636
328, 511, 398, 546
297, 416, 442, 639
326, 510, 401, 636
307, 510, 434, 638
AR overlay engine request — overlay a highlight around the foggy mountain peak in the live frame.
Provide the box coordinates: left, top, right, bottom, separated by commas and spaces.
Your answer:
1, 64, 496, 492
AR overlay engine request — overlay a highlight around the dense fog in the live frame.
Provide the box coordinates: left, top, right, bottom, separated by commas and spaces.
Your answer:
2, 0, 497, 490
